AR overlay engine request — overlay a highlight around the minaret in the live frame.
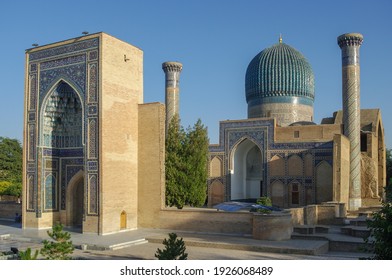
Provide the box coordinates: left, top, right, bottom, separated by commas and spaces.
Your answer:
337, 33, 363, 210
162, 61, 183, 134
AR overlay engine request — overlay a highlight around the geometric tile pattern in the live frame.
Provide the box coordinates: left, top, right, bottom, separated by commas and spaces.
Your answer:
26, 37, 100, 218
208, 118, 334, 204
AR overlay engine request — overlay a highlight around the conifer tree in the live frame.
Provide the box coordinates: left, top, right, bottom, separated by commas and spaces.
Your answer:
155, 233, 188, 260
184, 119, 208, 207
165, 115, 187, 209
40, 222, 74, 260
18, 248, 39, 260
165, 116, 209, 209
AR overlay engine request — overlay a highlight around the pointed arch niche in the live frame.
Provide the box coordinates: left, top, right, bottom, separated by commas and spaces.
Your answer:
288, 154, 303, 176
209, 180, 224, 206
40, 81, 83, 148
230, 139, 263, 200
316, 161, 333, 203
270, 180, 285, 208
66, 170, 84, 228
39, 80, 85, 227
210, 157, 222, 178
269, 155, 285, 176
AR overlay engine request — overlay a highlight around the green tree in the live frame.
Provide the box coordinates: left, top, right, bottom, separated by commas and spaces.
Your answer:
253, 196, 272, 213
0, 181, 12, 195
386, 149, 392, 202
0, 137, 22, 197
18, 248, 39, 260
155, 233, 188, 260
184, 119, 208, 207
40, 222, 74, 260
165, 116, 209, 209
3, 183, 22, 197
364, 203, 392, 259
165, 115, 187, 209
386, 149, 392, 185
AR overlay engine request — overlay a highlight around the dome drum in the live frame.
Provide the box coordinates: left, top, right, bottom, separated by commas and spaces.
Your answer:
248, 102, 313, 126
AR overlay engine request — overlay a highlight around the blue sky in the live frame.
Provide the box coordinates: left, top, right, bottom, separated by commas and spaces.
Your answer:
1, 0, 391, 148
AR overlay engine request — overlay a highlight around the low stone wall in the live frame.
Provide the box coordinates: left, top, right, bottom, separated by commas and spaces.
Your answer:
289, 203, 341, 225
159, 209, 253, 234
317, 204, 337, 224
158, 208, 293, 240
0, 195, 19, 202
253, 211, 292, 241
158, 209, 253, 235
0, 202, 22, 220
289, 208, 305, 225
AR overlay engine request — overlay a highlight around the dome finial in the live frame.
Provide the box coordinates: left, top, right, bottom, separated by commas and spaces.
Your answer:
279, 34, 283, 44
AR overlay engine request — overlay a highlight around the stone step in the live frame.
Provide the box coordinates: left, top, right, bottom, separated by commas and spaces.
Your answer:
358, 205, 382, 212
293, 225, 330, 235
292, 225, 373, 254
78, 238, 148, 251
147, 236, 329, 255
349, 217, 369, 227
293, 225, 315, 235
347, 205, 382, 218
108, 239, 148, 251
358, 211, 374, 218
341, 226, 370, 239
328, 239, 372, 253
291, 232, 371, 253
0, 233, 10, 240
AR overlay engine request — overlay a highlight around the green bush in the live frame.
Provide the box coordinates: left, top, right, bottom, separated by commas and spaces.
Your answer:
255, 196, 272, 214
0, 181, 12, 195
18, 248, 39, 260
40, 222, 74, 260
385, 179, 392, 203
257, 196, 272, 206
364, 203, 392, 259
155, 233, 188, 260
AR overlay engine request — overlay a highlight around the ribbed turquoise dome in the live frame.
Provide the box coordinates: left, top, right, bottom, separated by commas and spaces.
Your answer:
245, 42, 315, 106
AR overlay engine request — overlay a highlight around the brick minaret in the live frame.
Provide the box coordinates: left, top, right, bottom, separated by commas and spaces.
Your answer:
337, 33, 363, 210
162, 61, 183, 134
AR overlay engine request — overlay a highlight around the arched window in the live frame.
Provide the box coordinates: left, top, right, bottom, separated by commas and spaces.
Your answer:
210, 157, 222, 177
44, 174, 57, 210
269, 155, 285, 176
291, 182, 300, 205
288, 154, 303, 176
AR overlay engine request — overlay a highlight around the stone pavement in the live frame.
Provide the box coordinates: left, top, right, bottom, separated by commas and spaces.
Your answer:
0, 220, 372, 260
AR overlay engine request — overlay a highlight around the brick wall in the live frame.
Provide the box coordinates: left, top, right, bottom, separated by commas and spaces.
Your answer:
0, 202, 22, 220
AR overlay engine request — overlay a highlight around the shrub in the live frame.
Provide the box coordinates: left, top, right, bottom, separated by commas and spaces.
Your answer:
385, 179, 392, 203
18, 248, 39, 260
255, 196, 272, 214
40, 222, 74, 260
155, 233, 188, 260
364, 203, 392, 259
257, 196, 272, 206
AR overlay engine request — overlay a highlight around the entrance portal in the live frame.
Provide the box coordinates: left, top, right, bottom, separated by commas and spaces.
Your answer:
231, 139, 263, 200
66, 171, 84, 228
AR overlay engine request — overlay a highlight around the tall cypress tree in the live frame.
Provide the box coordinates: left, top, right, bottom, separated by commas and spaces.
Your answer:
165, 115, 187, 209
165, 117, 209, 209
184, 119, 208, 207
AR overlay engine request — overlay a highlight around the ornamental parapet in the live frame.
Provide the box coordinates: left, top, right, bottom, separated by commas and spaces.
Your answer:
337, 33, 363, 48
162, 61, 183, 73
